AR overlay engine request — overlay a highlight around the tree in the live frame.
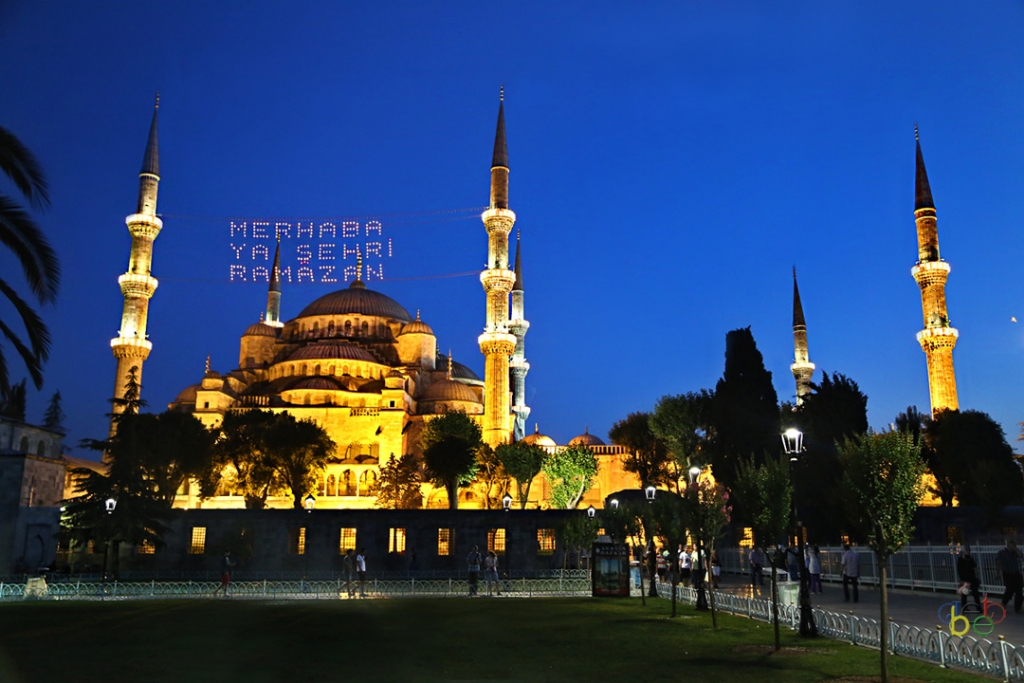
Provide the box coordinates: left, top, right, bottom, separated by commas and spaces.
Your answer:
558, 515, 599, 570
373, 453, 423, 509
734, 454, 792, 650
421, 411, 482, 510
682, 479, 732, 625
839, 431, 926, 683
609, 412, 672, 488
268, 413, 336, 509
711, 327, 780, 490
0, 378, 26, 420
0, 125, 60, 393
496, 441, 547, 509
42, 389, 66, 434
894, 406, 926, 447
925, 410, 1023, 510
542, 443, 598, 509
214, 409, 283, 509
650, 390, 714, 492
474, 443, 510, 509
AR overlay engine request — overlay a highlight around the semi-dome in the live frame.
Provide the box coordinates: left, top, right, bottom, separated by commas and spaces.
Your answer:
287, 341, 377, 362
174, 384, 200, 403
244, 321, 278, 337
287, 376, 346, 391
296, 281, 413, 321
435, 353, 482, 382
400, 317, 434, 336
521, 425, 557, 448
569, 429, 605, 447
421, 379, 480, 403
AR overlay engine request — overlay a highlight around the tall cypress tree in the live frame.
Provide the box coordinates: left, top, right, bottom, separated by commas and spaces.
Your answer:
711, 327, 780, 489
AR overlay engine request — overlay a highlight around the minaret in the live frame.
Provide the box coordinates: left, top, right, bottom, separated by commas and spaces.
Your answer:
110, 96, 162, 419
790, 267, 815, 406
265, 238, 283, 327
509, 231, 531, 440
478, 87, 517, 448
911, 126, 959, 415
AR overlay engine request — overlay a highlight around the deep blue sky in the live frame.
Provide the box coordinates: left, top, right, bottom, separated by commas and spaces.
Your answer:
1, 2, 1022, 452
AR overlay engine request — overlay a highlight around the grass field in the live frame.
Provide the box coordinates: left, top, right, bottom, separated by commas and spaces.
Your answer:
0, 596, 990, 683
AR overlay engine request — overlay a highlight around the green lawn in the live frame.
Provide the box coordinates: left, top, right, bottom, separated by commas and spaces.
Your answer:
0, 597, 987, 683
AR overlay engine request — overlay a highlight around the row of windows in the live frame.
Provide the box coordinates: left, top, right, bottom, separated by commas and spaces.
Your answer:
276, 362, 387, 380
316, 470, 378, 497
291, 320, 392, 340
185, 527, 558, 557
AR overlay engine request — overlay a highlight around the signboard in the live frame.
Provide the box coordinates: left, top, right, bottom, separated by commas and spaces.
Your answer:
592, 542, 631, 598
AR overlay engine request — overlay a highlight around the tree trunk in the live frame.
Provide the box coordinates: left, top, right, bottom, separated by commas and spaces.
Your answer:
447, 479, 459, 510
770, 548, 781, 651
707, 550, 719, 629
880, 559, 889, 683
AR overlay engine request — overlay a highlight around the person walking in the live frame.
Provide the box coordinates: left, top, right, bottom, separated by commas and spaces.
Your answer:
710, 551, 722, 589
342, 549, 356, 597
956, 545, 982, 610
805, 545, 823, 594
679, 545, 691, 585
749, 547, 765, 587
997, 540, 1024, 613
467, 545, 483, 596
356, 548, 367, 597
484, 550, 501, 596
212, 551, 234, 597
786, 545, 801, 582
841, 544, 859, 603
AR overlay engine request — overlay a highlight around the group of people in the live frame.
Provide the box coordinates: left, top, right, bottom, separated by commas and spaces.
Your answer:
342, 548, 367, 597
466, 545, 502, 596
747, 544, 840, 599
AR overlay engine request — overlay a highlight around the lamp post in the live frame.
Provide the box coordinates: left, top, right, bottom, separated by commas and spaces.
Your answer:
502, 493, 513, 511
688, 467, 709, 611
304, 494, 316, 513
644, 485, 656, 502
609, 498, 619, 510
586, 505, 596, 519
781, 427, 817, 637
644, 485, 658, 597
102, 498, 116, 580
105, 498, 116, 514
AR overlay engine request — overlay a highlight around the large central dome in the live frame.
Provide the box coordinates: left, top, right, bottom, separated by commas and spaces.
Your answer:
296, 281, 414, 321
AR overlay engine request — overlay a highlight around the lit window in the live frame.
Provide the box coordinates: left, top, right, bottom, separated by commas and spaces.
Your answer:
339, 528, 357, 554
438, 528, 452, 556
86, 540, 95, 554
389, 528, 406, 553
138, 539, 156, 555
840, 534, 851, 546
947, 527, 963, 545
739, 527, 754, 549
189, 527, 206, 555
289, 528, 306, 555
488, 528, 506, 555
537, 528, 556, 555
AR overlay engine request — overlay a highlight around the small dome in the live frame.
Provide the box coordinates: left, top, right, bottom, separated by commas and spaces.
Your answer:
174, 384, 200, 404
288, 342, 377, 362
386, 369, 404, 378
296, 281, 413, 321
421, 379, 480, 403
400, 319, 434, 336
521, 425, 557, 448
244, 321, 278, 337
287, 376, 345, 392
435, 353, 482, 382
569, 429, 605, 447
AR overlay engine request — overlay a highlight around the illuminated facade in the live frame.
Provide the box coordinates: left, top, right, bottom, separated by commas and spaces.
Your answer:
790, 267, 815, 405
110, 97, 162, 425
911, 128, 959, 416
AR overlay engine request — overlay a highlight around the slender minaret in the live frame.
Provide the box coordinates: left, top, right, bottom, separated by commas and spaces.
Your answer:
110, 96, 162, 420
509, 230, 531, 440
790, 267, 815, 405
911, 126, 959, 415
265, 238, 283, 327
478, 87, 518, 448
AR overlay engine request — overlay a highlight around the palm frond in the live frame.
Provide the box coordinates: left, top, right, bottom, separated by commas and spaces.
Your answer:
0, 125, 50, 209
0, 316, 45, 389
0, 196, 60, 303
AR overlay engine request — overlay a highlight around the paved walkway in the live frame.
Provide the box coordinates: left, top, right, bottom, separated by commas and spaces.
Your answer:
712, 574, 1024, 645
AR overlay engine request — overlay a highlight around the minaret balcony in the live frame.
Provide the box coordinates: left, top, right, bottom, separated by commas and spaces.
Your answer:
916, 326, 959, 350
911, 260, 950, 285
125, 213, 163, 238
478, 331, 516, 355
510, 359, 530, 372
118, 273, 159, 297
482, 207, 516, 225
790, 360, 815, 374
480, 269, 516, 292
111, 336, 153, 358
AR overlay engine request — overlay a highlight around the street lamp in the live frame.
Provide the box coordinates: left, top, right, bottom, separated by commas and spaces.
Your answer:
686, 466, 709, 610
688, 466, 701, 484
105, 498, 116, 514
609, 498, 619, 510
586, 505, 596, 519
781, 427, 817, 637
304, 494, 316, 513
644, 485, 656, 502
502, 493, 513, 511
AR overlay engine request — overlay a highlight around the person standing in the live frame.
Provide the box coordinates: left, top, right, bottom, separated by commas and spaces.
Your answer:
749, 547, 765, 587
678, 545, 691, 585
356, 548, 367, 597
467, 545, 482, 596
342, 549, 356, 597
997, 540, 1024, 613
805, 545, 823, 595
956, 545, 981, 610
212, 551, 234, 597
484, 550, 500, 596
841, 544, 859, 603
786, 545, 801, 582
710, 551, 722, 589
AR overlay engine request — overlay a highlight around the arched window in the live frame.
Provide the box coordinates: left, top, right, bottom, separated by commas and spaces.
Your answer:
19, 436, 28, 452
359, 470, 377, 496
361, 321, 369, 336
342, 365, 349, 376
313, 364, 321, 376
36, 442, 46, 458
304, 394, 311, 405
299, 363, 307, 375
327, 474, 336, 497
317, 475, 326, 496
344, 320, 352, 335
312, 321, 319, 333
342, 470, 356, 496
327, 321, 335, 336
379, 323, 387, 337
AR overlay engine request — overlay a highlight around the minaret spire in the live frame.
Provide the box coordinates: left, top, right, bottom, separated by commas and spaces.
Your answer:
911, 128, 959, 415
265, 237, 283, 328
790, 267, 814, 406
479, 88, 518, 447
110, 98, 164, 431
509, 229, 531, 440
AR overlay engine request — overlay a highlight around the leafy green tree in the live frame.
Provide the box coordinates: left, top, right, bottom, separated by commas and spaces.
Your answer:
0, 378, 26, 420
558, 515, 599, 570
646, 491, 689, 615
839, 431, 926, 683
683, 479, 732, 626
650, 390, 714, 492
0, 125, 60, 393
42, 389, 66, 434
711, 327, 780, 490
373, 453, 423, 509
894, 405, 926, 447
542, 443, 598, 509
734, 454, 792, 650
268, 413, 336, 509
496, 440, 547, 509
474, 443, 510, 509
609, 412, 672, 488
214, 409, 283, 509
421, 410, 482, 510
926, 410, 1023, 510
